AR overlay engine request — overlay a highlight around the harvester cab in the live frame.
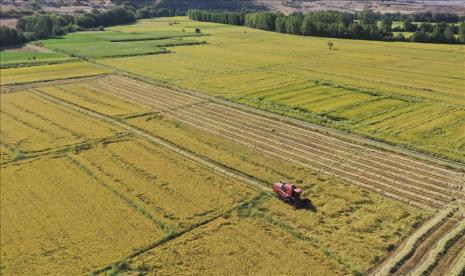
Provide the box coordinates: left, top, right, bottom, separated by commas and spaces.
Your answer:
273, 182, 310, 208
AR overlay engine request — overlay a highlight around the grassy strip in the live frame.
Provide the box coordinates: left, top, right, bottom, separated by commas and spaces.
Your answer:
0, 59, 77, 69
115, 111, 157, 120
447, 245, 465, 276
375, 205, 458, 276
0, 133, 132, 166
0, 75, 109, 94
94, 193, 268, 275
413, 218, 465, 275
0, 72, 111, 88
106, 34, 208, 42
249, 207, 359, 275
66, 154, 174, 233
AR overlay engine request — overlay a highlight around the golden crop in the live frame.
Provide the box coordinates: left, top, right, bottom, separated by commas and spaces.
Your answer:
100, 17, 465, 162
0, 156, 164, 275
126, 213, 349, 275
0, 91, 122, 156
0, 62, 110, 85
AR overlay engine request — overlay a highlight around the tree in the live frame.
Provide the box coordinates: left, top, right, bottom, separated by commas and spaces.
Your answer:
275, 16, 286, 33
34, 15, 54, 38
443, 26, 456, 43
459, 21, 465, 43
301, 15, 316, 35
412, 31, 430, 42
394, 32, 405, 41
403, 19, 416, 32
327, 41, 334, 50
418, 22, 433, 32
285, 15, 302, 35
0, 26, 27, 47
348, 22, 364, 38
380, 17, 392, 33
360, 9, 378, 26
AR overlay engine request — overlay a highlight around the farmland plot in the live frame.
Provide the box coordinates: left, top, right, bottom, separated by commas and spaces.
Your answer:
36, 82, 149, 116
123, 213, 352, 275
0, 49, 73, 68
73, 139, 259, 231
28, 76, 429, 274
98, 17, 465, 162
0, 62, 110, 85
80, 75, 464, 209
0, 91, 124, 162
41, 30, 206, 59
0, 156, 164, 275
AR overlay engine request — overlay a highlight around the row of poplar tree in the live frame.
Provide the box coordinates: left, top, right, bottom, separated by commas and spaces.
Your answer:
187, 10, 465, 44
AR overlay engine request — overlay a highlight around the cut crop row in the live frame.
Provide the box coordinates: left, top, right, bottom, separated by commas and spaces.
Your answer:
91, 76, 464, 208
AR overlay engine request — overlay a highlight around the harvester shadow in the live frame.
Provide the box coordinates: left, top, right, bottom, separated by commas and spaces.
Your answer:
296, 198, 317, 212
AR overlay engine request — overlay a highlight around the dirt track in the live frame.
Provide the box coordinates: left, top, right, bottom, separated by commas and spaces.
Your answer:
429, 230, 465, 276
79, 75, 465, 210
392, 216, 459, 275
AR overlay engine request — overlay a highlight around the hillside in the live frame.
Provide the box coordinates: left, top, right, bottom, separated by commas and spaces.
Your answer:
255, 0, 465, 14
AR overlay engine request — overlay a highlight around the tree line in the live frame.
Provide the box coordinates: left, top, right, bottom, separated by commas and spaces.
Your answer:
357, 11, 465, 24
188, 9, 465, 44
1, 7, 136, 47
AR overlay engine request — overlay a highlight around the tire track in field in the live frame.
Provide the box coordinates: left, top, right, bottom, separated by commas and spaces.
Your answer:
105, 76, 464, 185
428, 228, 465, 276
31, 89, 272, 195
368, 206, 461, 276
90, 76, 465, 209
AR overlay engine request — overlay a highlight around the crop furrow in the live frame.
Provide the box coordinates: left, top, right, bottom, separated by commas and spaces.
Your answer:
180, 103, 464, 199
169, 105, 456, 203
119, 81, 463, 186
166, 107, 448, 207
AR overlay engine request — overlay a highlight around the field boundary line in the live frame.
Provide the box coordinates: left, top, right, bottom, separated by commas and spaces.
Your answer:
0, 132, 132, 167
31, 89, 271, 195
93, 69, 465, 172
369, 205, 458, 276
0, 73, 111, 93
92, 194, 268, 275
448, 243, 465, 276
0, 58, 79, 70
412, 218, 465, 275
66, 154, 174, 233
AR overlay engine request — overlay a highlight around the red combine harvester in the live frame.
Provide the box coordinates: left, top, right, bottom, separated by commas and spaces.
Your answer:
273, 181, 308, 208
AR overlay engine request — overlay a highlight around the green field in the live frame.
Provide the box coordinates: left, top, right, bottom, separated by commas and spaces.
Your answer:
0, 48, 74, 68
0, 51, 68, 64
95, 17, 465, 163
41, 30, 206, 58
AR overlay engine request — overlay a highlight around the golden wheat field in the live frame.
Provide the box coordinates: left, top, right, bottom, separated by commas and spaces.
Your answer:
101, 17, 465, 163
0, 77, 429, 274
0, 156, 164, 275
0, 62, 110, 85
1, 14, 463, 276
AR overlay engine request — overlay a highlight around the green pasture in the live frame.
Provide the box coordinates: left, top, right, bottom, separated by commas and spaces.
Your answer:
40, 30, 205, 58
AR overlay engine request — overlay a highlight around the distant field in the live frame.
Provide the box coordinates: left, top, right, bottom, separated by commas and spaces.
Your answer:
41, 31, 205, 58
98, 17, 465, 162
0, 50, 71, 65
0, 62, 110, 85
